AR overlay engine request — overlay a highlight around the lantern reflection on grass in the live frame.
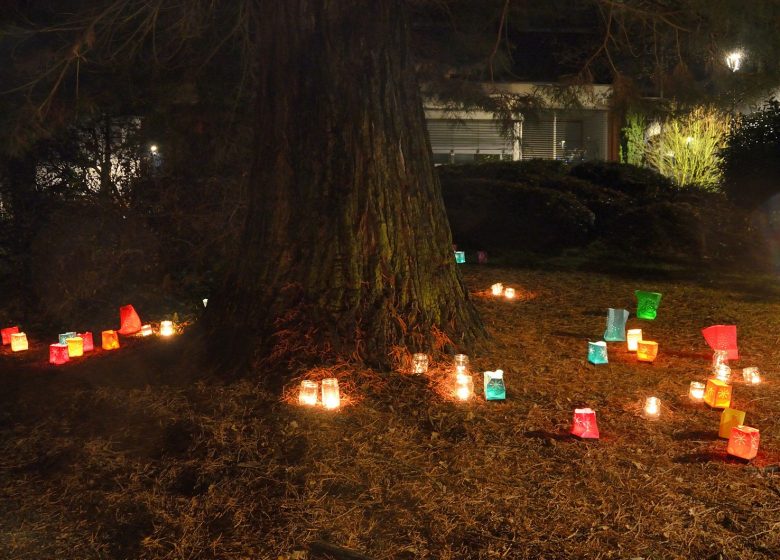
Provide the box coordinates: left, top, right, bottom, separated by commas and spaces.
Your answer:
65, 336, 84, 358
412, 353, 428, 374
644, 397, 660, 419
49, 343, 69, 365
159, 321, 175, 337
689, 381, 705, 401
571, 408, 600, 438
321, 378, 340, 409
636, 341, 658, 362
10, 332, 28, 352
626, 329, 642, 352
587, 341, 608, 365
299, 380, 318, 406
719, 408, 746, 439
704, 378, 732, 408
727, 425, 760, 460
102, 330, 120, 350
1, 326, 19, 345
742, 367, 761, 385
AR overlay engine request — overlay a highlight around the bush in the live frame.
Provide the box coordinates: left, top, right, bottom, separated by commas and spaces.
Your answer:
721, 99, 780, 208
437, 160, 567, 184
569, 161, 673, 198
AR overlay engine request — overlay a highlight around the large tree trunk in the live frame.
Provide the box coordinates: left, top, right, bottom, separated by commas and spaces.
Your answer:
208, 0, 483, 373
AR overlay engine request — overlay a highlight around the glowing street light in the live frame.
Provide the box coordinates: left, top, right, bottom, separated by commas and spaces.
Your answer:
725, 50, 744, 72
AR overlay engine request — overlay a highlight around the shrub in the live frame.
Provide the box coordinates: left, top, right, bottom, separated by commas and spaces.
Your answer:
569, 161, 673, 198
721, 99, 780, 207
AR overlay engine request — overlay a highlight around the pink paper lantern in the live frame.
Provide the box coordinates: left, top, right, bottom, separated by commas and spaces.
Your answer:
49, 343, 69, 365
702, 325, 738, 361
78, 332, 94, 352
477, 251, 488, 264
570, 408, 599, 439
1, 326, 19, 345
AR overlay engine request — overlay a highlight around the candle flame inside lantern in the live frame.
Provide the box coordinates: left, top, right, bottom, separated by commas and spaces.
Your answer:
456, 384, 471, 401
159, 321, 175, 337
644, 396, 660, 417
742, 367, 761, 385
626, 329, 642, 352
321, 378, 340, 409
689, 381, 705, 401
299, 380, 318, 406
504, 288, 516, 299
714, 363, 731, 382
10, 332, 28, 352
491, 283, 503, 296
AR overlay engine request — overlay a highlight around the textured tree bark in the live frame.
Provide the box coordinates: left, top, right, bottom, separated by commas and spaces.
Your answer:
207, 0, 483, 373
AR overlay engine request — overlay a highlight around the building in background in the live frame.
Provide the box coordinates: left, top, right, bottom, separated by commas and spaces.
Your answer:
425, 83, 617, 164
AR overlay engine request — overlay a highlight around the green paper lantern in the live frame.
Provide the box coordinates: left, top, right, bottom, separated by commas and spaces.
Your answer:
635, 290, 662, 320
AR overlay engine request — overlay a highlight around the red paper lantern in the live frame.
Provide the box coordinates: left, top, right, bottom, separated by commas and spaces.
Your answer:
570, 408, 599, 439
78, 332, 94, 352
727, 425, 760, 460
1, 326, 19, 345
102, 330, 120, 350
49, 343, 69, 365
702, 325, 738, 361
118, 304, 142, 335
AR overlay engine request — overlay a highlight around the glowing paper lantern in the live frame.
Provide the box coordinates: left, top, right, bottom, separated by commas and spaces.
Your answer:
321, 378, 340, 409
140, 324, 153, 337
477, 251, 488, 264
454, 251, 466, 264
118, 304, 142, 335
299, 380, 318, 406
58, 331, 77, 345
1, 326, 19, 345
727, 425, 760, 460
491, 283, 504, 296
78, 332, 94, 352
455, 374, 473, 401
636, 340, 658, 362
65, 336, 83, 358
101, 330, 120, 350
704, 378, 732, 408
10, 332, 28, 352
635, 290, 662, 320
626, 329, 642, 352
711, 350, 729, 373
504, 288, 516, 299
604, 308, 629, 342
159, 320, 175, 337
702, 325, 738, 361
483, 370, 505, 400
587, 341, 608, 365
570, 408, 599, 438
742, 367, 761, 385
454, 354, 469, 374
49, 343, 69, 365
644, 396, 660, 418
714, 363, 731, 383
412, 353, 428, 374
202, 298, 208, 307
719, 408, 746, 439
689, 381, 705, 401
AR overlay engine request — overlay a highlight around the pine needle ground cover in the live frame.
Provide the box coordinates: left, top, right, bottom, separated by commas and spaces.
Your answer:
1, 266, 780, 559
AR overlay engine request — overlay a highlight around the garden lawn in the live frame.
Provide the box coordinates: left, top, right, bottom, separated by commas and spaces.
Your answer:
1, 265, 780, 559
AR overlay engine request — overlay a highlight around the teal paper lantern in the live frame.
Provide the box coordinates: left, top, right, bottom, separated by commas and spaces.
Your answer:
58, 331, 77, 345
604, 308, 629, 341
588, 341, 608, 365
454, 251, 466, 264
483, 370, 506, 400
635, 290, 662, 320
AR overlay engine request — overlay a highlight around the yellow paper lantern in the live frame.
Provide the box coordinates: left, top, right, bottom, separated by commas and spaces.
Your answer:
159, 320, 175, 337
704, 378, 732, 408
65, 336, 84, 358
636, 340, 658, 362
10, 332, 28, 352
719, 408, 746, 439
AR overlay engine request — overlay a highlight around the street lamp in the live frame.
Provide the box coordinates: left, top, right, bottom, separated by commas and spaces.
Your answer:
725, 50, 744, 72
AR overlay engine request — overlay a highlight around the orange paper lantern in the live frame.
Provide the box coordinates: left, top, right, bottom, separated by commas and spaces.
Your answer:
49, 343, 69, 365
102, 330, 120, 350
727, 425, 760, 460
636, 340, 658, 362
704, 378, 732, 408
1, 326, 19, 345
10, 332, 28, 352
571, 408, 599, 438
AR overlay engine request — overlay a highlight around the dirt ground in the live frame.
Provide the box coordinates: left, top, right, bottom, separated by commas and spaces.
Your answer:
1, 265, 780, 559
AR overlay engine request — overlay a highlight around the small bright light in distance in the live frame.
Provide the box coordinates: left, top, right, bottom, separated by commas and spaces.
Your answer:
150, 144, 159, 153
725, 50, 744, 72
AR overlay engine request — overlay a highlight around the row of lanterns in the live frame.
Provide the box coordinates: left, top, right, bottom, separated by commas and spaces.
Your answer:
1, 305, 177, 365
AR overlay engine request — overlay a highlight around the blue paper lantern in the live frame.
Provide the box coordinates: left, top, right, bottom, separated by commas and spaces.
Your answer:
454, 251, 466, 264
483, 370, 506, 400
604, 308, 629, 342
58, 331, 77, 345
588, 341, 608, 365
